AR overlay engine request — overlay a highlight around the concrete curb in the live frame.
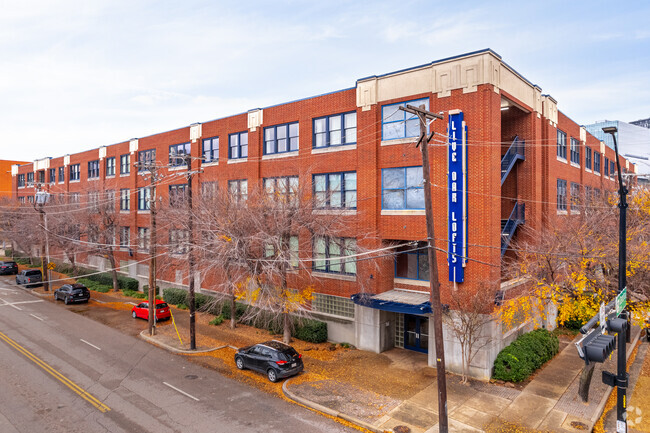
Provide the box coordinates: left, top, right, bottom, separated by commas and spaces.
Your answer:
282, 377, 387, 433
138, 330, 230, 354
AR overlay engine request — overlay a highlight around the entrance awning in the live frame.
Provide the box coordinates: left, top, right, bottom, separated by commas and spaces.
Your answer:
351, 290, 432, 315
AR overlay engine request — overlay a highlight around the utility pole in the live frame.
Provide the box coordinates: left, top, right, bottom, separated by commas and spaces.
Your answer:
185, 154, 199, 351
139, 161, 161, 336
400, 104, 448, 432
35, 188, 51, 292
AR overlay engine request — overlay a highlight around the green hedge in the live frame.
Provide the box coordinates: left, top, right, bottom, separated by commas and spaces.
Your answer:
294, 319, 328, 343
77, 278, 111, 293
493, 329, 559, 382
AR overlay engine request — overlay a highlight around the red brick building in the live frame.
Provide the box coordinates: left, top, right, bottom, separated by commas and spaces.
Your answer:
11, 49, 634, 378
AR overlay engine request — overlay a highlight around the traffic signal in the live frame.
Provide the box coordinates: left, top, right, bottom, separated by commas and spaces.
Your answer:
583, 334, 616, 363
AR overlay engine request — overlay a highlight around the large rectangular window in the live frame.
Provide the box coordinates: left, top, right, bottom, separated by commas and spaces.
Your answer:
313, 112, 357, 148
557, 179, 567, 211
88, 160, 100, 179
58, 166, 65, 182
312, 293, 355, 318
48, 168, 56, 183
69, 164, 80, 181
570, 138, 580, 164
604, 157, 610, 176
202, 137, 219, 163
571, 182, 581, 212
313, 236, 356, 275
17, 174, 25, 187
382, 98, 428, 140
120, 154, 130, 175
137, 187, 151, 211
169, 142, 190, 167
264, 122, 299, 155
265, 235, 299, 269
169, 229, 189, 254
594, 152, 601, 173
169, 184, 188, 207
557, 130, 567, 159
228, 179, 248, 202
313, 172, 357, 209
201, 181, 218, 198
395, 241, 429, 281
69, 193, 80, 204
229, 131, 248, 159
138, 149, 156, 172
27, 172, 34, 184
138, 227, 150, 251
120, 189, 130, 211
105, 157, 116, 176
119, 226, 130, 250
585, 147, 592, 170
381, 166, 424, 210
88, 191, 100, 212
105, 190, 115, 213
610, 160, 616, 177
264, 176, 298, 204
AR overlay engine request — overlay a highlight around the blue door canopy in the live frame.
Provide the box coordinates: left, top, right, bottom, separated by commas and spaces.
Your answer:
351, 290, 432, 315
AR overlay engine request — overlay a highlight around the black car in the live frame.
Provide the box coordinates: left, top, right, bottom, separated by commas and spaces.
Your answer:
16, 269, 43, 288
54, 283, 90, 305
235, 340, 303, 382
0, 261, 18, 275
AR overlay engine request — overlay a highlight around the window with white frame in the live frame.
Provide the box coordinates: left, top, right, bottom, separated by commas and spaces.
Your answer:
381, 98, 428, 140
313, 112, 356, 148
571, 182, 580, 212
312, 293, 355, 318
37, 170, 45, 184
202, 137, 219, 163
69, 164, 80, 181
557, 130, 567, 159
18, 196, 25, 203
228, 179, 248, 202
585, 147, 592, 170
169, 142, 190, 167
105, 190, 115, 213
119, 226, 130, 250
138, 149, 156, 172
594, 152, 601, 173
88, 160, 100, 179
264, 176, 298, 205
570, 138, 580, 165
264, 122, 299, 154
264, 235, 299, 269
313, 171, 356, 209
27, 172, 34, 184
313, 236, 356, 275
120, 189, 130, 211
17, 174, 25, 187
604, 157, 610, 176
120, 154, 130, 174
69, 192, 80, 204
557, 179, 567, 211
106, 157, 116, 176
27, 196, 34, 204
201, 181, 218, 198
229, 131, 248, 159
88, 191, 100, 212
48, 168, 56, 183
169, 229, 189, 254
381, 166, 424, 210
58, 166, 65, 182
169, 184, 188, 207
137, 187, 151, 211
138, 227, 150, 251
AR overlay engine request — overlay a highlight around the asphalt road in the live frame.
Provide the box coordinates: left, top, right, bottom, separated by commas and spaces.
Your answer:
0, 278, 354, 433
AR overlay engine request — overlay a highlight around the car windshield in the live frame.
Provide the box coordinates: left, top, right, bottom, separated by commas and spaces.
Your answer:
156, 303, 168, 309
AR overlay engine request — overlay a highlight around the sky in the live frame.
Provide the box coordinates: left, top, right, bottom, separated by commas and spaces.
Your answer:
1, 0, 649, 163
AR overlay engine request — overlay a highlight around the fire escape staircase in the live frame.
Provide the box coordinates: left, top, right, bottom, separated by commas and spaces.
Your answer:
501, 202, 525, 257
501, 136, 525, 185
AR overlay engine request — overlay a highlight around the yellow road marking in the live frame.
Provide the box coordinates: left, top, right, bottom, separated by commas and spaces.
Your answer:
0, 331, 111, 413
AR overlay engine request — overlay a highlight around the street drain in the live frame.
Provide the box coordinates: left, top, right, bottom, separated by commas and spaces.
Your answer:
570, 421, 587, 430
185, 374, 198, 380
393, 426, 410, 433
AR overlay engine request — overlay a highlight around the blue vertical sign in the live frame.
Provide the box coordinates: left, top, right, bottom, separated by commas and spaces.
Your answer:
447, 111, 467, 283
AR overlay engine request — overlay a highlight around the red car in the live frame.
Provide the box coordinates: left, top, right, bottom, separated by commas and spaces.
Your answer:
131, 300, 171, 321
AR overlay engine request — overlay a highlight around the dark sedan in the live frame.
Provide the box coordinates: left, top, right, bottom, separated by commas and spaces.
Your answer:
0, 261, 18, 275
54, 283, 90, 304
235, 340, 303, 382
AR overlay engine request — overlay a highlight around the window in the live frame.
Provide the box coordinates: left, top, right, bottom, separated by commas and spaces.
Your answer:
138, 149, 156, 172
264, 176, 298, 205
17, 174, 25, 187
604, 157, 610, 176
105, 190, 115, 213
18, 196, 25, 203
381, 166, 424, 210
312, 293, 355, 318
202, 137, 219, 163
169, 229, 189, 254
228, 179, 248, 202
585, 147, 592, 170
27, 172, 34, 184
394, 241, 429, 281
265, 235, 299, 269
48, 168, 56, 183
120, 154, 130, 175
27, 196, 34, 204
313, 236, 356, 275
69, 192, 80, 204
105, 157, 116, 176
382, 98, 428, 140
557, 130, 567, 159
201, 181, 218, 198
137, 187, 151, 211
570, 138, 580, 164
69, 164, 80, 181
88, 160, 100, 179
88, 191, 100, 212
120, 189, 130, 211
169, 184, 188, 207
610, 160, 616, 177
594, 152, 601, 173
557, 179, 567, 211
138, 227, 150, 251
119, 226, 130, 250
313, 172, 357, 209
169, 142, 190, 167
37, 170, 45, 184
571, 183, 580, 212
264, 122, 299, 154
313, 112, 356, 148
58, 166, 65, 182
229, 131, 248, 159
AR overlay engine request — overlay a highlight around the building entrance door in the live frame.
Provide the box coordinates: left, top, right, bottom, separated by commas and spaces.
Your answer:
404, 314, 429, 353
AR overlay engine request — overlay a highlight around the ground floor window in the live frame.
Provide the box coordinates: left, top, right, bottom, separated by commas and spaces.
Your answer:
312, 293, 355, 318
395, 313, 404, 348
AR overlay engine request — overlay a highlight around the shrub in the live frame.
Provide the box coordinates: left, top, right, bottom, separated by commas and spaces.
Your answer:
493, 329, 559, 382
123, 289, 147, 299
294, 319, 328, 343
77, 278, 111, 293
209, 315, 224, 326
163, 288, 187, 306
142, 285, 161, 296
177, 303, 188, 310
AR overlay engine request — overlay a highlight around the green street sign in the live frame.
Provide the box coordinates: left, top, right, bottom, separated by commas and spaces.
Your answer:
616, 287, 627, 316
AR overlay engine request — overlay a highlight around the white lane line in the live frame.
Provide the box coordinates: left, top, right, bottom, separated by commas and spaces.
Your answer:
0, 300, 44, 306
29, 314, 44, 321
163, 382, 200, 401
80, 339, 101, 351
126, 302, 137, 305
0, 299, 23, 311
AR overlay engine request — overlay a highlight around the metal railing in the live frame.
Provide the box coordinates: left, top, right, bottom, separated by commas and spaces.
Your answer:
501, 202, 525, 256
501, 136, 525, 185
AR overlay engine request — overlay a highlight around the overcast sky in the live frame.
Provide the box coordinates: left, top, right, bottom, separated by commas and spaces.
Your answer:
1, 0, 649, 163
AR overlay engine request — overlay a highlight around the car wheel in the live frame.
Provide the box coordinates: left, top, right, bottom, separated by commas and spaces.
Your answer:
132, 311, 137, 319
64, 296, 69, 305
235, 356, 245, 370
267, 368, 278, 383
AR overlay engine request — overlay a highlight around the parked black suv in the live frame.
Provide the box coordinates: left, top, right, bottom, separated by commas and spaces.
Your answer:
54, 283, 90, 304
16, 269, 43, 288
235, 340, 303, 382
0, 261, 18, 275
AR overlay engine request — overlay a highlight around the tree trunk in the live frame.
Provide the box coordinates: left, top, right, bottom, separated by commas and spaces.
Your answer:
578, 363, 596, 402
107, 251, 119, 292
230, 293, 236, 330
283, 311, 291, 345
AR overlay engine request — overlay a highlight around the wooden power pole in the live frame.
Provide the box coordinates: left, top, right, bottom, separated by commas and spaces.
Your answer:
399, 104, 448, 433
185, 155, 199, 351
